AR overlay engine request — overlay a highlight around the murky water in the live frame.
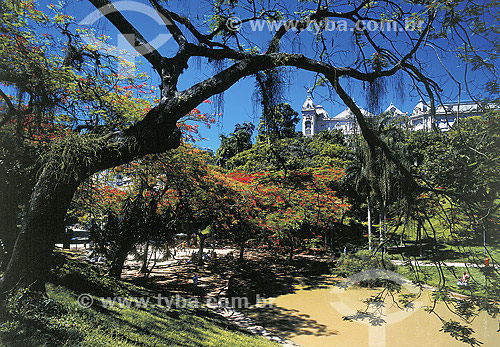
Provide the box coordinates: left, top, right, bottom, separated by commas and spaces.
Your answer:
245, 276, 500, 347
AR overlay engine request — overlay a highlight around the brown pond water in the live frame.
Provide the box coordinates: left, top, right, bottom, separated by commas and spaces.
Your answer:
244, 276, 500, 347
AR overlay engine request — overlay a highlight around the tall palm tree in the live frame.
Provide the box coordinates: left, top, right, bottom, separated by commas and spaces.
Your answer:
344, 136, 374, 250
345, 112, 411, 252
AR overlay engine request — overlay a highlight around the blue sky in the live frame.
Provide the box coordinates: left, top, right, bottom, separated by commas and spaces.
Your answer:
47, 0, 491, 151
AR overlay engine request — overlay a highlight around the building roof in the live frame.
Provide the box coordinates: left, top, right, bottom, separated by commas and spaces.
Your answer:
385, 102, 406, 116
434, 102, 487, 115
302, 95, 315, 111
409, 100, 500, 119
302, 92, 499, 136
301, 94, 378, 120
331, 107, 375, 120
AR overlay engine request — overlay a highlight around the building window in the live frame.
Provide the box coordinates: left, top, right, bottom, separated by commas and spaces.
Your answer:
305, 121, 311, 129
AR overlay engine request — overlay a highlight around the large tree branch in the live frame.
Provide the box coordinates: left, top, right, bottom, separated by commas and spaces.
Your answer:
87, 58, 270, 171
267, 2, 371, 54
329, 74, 458, 198
88, 0, 164, 72
0, 88, 17, 128
97, 47, 431, 171
330, 76, 413, 183
148, 0, 187, 49
84, 1, 447, 198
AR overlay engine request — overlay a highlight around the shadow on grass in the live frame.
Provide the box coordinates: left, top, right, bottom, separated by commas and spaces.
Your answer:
222, 254, 334, 298
242, 305, 338, 338
117, 250, 338, 342
388, 241, 463, 261
93, 299, 261, 345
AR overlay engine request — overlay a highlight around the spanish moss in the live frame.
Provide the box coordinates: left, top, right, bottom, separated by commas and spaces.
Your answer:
365, 78, 386, 115
211, 59, 225, 115
390, 70, 405, 104
253, 68, 285, 134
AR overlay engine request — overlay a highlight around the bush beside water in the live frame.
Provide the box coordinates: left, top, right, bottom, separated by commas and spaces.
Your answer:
333, 250, 397, 287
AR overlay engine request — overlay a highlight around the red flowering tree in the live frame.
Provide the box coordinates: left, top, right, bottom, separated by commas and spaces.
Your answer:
227, 168, 349, 260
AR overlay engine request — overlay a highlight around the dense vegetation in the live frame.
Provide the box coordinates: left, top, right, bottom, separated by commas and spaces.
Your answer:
0, 251, 279, 347
1, 0, 500, 345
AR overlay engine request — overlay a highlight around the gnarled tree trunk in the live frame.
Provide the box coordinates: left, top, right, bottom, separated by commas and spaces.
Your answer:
0, 168, 79, 293
239, 241, 245, 262
0, 193, 19, 272
0, 104, 181, 295
109, 245, 133, 279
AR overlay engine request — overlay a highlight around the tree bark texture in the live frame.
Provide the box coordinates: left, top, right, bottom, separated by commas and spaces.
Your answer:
0, 168, 78, 293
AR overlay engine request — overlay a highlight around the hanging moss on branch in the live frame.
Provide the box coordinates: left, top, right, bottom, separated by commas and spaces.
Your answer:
365, 53, 388, 114
41, 133, 131, 185
254, 68, 286, 136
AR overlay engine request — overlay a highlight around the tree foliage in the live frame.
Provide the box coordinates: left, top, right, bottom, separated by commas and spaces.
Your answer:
215, 122, 254, 168
257, 103, 299, 141
0, 0, 499, 322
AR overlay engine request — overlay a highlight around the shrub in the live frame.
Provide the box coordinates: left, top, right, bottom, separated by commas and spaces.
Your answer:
51, 251, 130, 297
333, 250, 397, 287
5, 288, 66, 323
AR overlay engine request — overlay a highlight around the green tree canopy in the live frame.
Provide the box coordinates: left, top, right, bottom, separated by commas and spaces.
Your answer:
215, 122, 255, 168
257, 103, 300, 141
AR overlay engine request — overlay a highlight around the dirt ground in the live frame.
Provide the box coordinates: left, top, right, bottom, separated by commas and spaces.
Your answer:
118, 247, 336, 301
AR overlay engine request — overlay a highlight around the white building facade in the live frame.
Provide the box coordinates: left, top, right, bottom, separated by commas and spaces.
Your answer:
302, 93, 407, 136
409, 100, 486, 131
302, 94, 490, 136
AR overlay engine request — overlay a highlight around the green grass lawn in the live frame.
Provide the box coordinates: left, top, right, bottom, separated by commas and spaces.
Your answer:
385, 205, 500, 267
386, 198, 500, 264
386, 241, 499, 297
433, 244, 500, 265
389, 243, 500, 265
0, 252, 279, 347
396, 262, 498, 297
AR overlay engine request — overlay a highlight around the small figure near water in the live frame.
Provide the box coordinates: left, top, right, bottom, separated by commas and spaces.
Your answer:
457, 272, 470, 287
